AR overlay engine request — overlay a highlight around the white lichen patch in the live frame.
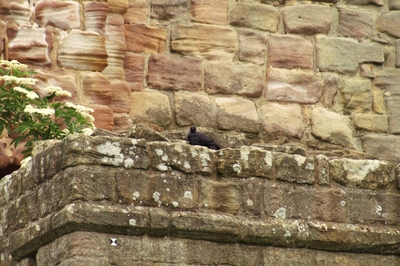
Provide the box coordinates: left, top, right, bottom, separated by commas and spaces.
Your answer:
35, 224, 41, 232
184, 161, 191, 170
376, 205, 383, 216
264, 151, 272, 166
152, 191, 161, 203
184, 191, 193, 200
162, 155, 169, 161
240, 146, 250, 161
284, 231, 291, 237
294, 155, 306, 166
155, 148, 164, 156
174, 145, 183, 153
341, 159, 382, 182
247, 199, 254, 206
129, 219, 136, 226
309, 221, 328, 231
340, 200, 347, 207
97, 141, 122, 156
124, 158, 134, 168
132, 191, 140, 201
172, 201, 179, 207
233, 163, 242, 174
157, 163, 168, 171
131, 139, 138, 145
274, 207, 287, 219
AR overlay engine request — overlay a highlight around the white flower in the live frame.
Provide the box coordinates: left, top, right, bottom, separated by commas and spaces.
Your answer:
65, 102, 94, 114
1, 75, 37, 85
44, 86, 72, 97
81, 128, 94, 136
0, 60, 28, 71
24, 105, 55, 116
14, 87, 39, 99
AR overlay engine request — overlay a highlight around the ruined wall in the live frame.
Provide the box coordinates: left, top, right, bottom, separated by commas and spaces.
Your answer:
0, 135, 399, 265
1, 0, 400, 163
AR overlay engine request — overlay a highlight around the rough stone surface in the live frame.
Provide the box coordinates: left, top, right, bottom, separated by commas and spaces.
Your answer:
123, 0, 149, 24
83, 2, 109, 34
315, 35, 384, 74
125, 24, 167, 53
282, 4, 331, 35
265, 68, 323, 104
174, 92, 216, 127
171, 23, 237, 60
362, 134, 400, 161
311, 107, 356, 149
260, 102, 304, 139
351, 113, 388, 132
130, 91, 173, 127
205, 61, 264, 97
229, 2, 279, 32
79, 72, 112, 106
151, 0, 188, 21
190, 0, 228, 25
268, 34, 313, 69
124, 53, 145, 91
237, 28, 267, 65
147, 54, 202, 91
215, 97, 260, 133
34, 0, 80, 29
338, 7, 375, 38
377, 11, 400, 38
58, 30, 107, 71
340, 77, 372, 113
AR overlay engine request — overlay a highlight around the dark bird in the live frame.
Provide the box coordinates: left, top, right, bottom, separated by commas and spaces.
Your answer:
187, 126, 221, 150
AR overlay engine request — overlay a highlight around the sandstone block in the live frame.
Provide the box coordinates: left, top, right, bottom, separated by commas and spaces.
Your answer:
124, 53, 145, 91
113, 113, 132, 133
3, 2, 31, 25
329, 158, 396, 189
83, 2, 108, 34
343, 0, 384, 5
229, 2, 279, 32
34, 0, 80, 29
104, 15, 126, 59
389, 0, 400, 9
377, 11, 400, 38
362, 134, 400, 162
110, 80, 131, 113
7, 27, 51, 65
79, 72, 112, 105
151, 0, 188, 20
351, 113, 388, 132
268, 34, 313, 69
201, 180, 240, 214
338, 7, 374, 38
237, 28, 267, 65
396, 39, 400, 67
215, 97, 260, 133
216, 146, 273, 178
205, 61, 264, 97
259, 102, 304, 139
321, 73, 340, 108
123, 0, 149, 24
125, 24, 167, 53
374, 69, 400, 95
130, 91, 173, 127
147, 54, 202, 91
174, 92, 216, 127
315, 35, 384, 74
149, 142, 216, 175
58, 30, 107, 71
282, 4, 331, 35
340, 77, 372, 113
171, 23, 237, 60
385, 96, 400, 134
108, 0, 129, 14
311, 107, 356, 149
239, 178, 265, 216
265, 68, 323, 104
274, 153, 315, 184
371, 87, 386, 114
190, 0, 228, 25
91, 105, 114, 131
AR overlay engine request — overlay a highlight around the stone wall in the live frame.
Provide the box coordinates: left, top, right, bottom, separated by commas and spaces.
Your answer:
1, 0, 400, 164
0, 135, 399, 265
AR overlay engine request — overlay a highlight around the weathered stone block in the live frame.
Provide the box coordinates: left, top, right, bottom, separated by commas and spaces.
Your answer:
216, 146, 273, 178
338, 7, 375, 38
311, 107, 356, 149
315, 35, 384, 74
124, 53, 145, 91
84, 2, 108, 34
340, 77, 372, 113
239, 178, 265, 216
215, 97, 260, 133
314, 155, 330, 186
343, 0, 383, 5
396, 39, 400, 68
201, 180, 240, 214
265, 68, 323, 104
79, 72, 111, 105
329, 158, 396, 189
91, 104, 114, 131
351, 113, 388, 132
174, 92, 216, 127
113, 113, 132, 133
259, 102, 304, 139
130, 91, 173, 127
110, 80, 131, 113
237, 28, 267, 65
58, 30, 107, 71
268, 34, 313, 69
389, 0, 400, 10
386, 96, 400, 134
7, 27, 52, 65
372, 87, 386, 114
151, 0, 188, 20
34, 0, 80, 29
190, 0, 228, 25
108, 0, 129, 14
229, 2, 279, 32
125, 24, 167, 53
377, 11, 400, 38
149, 142, 216, 175
123, 0, 149, 24
274, 153, 315, 185
205, 61, 264, 97
282, 4, 331, 35
115, 169, 153, 206
362, 134, 400, 162
321, 73, 340, 108
147, 54, 202, 91
171, 23, 237, 60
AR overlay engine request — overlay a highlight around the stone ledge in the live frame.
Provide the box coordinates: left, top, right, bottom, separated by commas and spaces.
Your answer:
10, 202, 400, 260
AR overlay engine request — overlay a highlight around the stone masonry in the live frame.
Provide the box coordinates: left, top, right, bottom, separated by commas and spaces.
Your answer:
0, 134, 399, 265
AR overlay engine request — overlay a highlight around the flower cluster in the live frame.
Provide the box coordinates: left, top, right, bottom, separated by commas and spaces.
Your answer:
0, 59, 96, 158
